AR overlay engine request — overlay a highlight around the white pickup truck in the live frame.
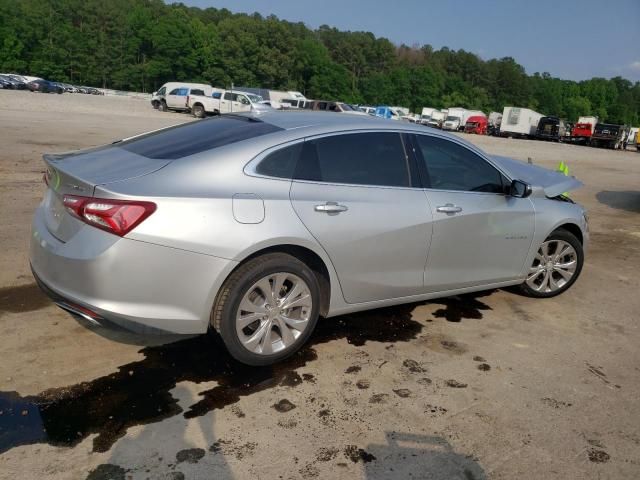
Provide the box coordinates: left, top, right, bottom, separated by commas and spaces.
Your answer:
187, 90, 270, 118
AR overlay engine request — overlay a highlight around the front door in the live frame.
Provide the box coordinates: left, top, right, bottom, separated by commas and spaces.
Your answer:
410, 134, 535, 291
166, 87, 188, 109
290, 132, 432, 304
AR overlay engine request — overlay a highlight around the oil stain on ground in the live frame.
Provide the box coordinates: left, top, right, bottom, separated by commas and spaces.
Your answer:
0, 304, 423, 454
430, 291, 493, 322
0, 283, 51, 316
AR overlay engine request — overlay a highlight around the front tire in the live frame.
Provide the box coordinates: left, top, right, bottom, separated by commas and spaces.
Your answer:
520, 229, 583, 298
212, 253, 321, 366
159, 101, 167, 112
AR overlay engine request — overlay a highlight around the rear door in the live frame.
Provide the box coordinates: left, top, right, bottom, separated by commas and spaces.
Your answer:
290, 131, 432, 304
409, 133, 535, 291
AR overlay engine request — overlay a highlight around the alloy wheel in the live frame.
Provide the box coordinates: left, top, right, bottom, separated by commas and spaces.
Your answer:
525, 240, 578, 293
236, 272, 313, 355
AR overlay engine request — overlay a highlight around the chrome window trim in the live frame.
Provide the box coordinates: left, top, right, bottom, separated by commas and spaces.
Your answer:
244, 128, 420, 190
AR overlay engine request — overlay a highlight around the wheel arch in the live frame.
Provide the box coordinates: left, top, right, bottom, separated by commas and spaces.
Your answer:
212, 241, 342, 320
553, 222, 583, 245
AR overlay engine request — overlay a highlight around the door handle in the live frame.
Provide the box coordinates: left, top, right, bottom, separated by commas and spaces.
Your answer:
314, 202, 348, 214
436, 203, 462, 214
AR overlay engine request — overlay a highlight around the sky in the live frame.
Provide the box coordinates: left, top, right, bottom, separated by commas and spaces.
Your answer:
177, 0, 640, 82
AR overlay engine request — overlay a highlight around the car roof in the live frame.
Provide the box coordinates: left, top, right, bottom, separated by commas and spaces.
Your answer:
251, 110, 458, 136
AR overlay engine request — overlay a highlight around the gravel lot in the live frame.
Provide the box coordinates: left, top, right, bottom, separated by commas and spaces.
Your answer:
0, 90, 639, 480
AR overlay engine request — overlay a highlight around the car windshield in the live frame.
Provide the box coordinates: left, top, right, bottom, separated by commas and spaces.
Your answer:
446, 116, 459, 121
246, 94, 263, 103
340, 103, 355, 111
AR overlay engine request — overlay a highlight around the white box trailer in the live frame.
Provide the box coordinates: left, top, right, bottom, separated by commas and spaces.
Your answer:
501, 107, 544, 137
461, 110, 485, 124
488, 111, 503, 126
427, 110, 445, 128
442, 107, 468, 131
420, 107, 437, 124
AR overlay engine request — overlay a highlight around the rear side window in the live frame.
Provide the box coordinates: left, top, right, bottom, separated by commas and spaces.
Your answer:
119, 116, 283, 160
414, 135, 505, 193
255, 143, 302, 179
295, 132, 409, 187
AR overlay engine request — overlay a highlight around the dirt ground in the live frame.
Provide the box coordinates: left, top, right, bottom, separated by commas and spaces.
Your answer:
0, 90, 639, 480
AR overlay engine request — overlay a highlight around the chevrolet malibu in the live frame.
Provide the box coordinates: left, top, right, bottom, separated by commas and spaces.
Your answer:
30, 112, 587, 365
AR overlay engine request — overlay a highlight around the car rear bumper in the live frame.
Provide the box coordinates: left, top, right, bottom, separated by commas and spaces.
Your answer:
30, 204, 237, 334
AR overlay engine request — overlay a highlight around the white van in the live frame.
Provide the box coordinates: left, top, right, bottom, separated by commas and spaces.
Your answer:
152, 82, 213, 112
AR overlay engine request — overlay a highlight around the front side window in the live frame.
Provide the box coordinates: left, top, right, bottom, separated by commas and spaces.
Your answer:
414, 135, 505, 193
294, 132, 409, 188
169, 88, 188, 96
190, 89, 204, 96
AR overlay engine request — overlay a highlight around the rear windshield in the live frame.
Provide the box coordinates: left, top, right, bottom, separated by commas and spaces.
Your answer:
118, 115, 282, 160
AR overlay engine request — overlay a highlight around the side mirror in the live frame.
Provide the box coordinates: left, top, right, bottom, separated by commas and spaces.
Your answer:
510, 179, 532, 198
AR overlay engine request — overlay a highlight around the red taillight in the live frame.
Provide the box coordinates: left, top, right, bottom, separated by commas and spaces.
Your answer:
63, 195, 156, 237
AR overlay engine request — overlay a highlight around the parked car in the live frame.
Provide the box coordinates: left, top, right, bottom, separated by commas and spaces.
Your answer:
306, 100, 365, 115
30, 112, 587, 366
374, 106, 401, 120
358, 106, 376, 115
590, 123, 625, 149
187, 90, 270, 117
536, 116, 567, 142
0, 74, 27, 89
464, 116, 488, 135
28, 79, 63, 94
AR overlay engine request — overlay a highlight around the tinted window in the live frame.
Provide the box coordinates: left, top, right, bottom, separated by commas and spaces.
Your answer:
190, 89, 204, 96
119, 116, 283, 160
414, 135, 504, 193
295, 133, 409, 187
256, 143, 302, 179
169, 88, 188, 96
223, 92, 233, 101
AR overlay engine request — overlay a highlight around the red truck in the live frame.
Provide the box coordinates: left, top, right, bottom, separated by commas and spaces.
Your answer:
570, 116, 598, 144
464, 116, 488, 135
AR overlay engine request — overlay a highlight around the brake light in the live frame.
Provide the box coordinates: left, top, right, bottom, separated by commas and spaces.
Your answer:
63, 195, 156, 236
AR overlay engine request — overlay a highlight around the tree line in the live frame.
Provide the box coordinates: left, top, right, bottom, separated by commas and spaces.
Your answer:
1, 0, 639, 125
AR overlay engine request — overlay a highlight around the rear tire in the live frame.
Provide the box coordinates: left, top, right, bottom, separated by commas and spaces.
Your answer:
520, 229, 583, 298
212, 253, 321, 366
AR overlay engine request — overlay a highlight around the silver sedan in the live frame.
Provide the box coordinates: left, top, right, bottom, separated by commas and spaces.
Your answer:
30, 112, 588, 365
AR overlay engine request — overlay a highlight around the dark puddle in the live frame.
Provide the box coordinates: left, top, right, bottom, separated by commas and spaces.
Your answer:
596, 190, 640, 213
0, 283, 51, 315
0, 304, 422, 454
431, 291, 493, 322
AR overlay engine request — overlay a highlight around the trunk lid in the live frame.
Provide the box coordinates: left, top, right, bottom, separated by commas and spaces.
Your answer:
490, 155, 583, 198
42, 146, 170, 242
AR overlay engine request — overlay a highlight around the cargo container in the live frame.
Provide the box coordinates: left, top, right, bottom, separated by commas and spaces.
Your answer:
500, 107, 544, 138
536, 116, 567, 142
